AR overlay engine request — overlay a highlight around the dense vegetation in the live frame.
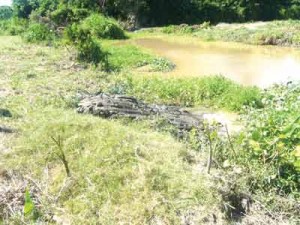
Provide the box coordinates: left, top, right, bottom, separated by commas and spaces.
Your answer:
8, 0, 300, 27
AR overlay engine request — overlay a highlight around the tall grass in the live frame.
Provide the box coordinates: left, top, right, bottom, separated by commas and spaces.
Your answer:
109, 75, 262, 111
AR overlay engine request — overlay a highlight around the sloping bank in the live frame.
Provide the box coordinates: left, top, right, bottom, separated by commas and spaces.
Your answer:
140, 20, 300, 47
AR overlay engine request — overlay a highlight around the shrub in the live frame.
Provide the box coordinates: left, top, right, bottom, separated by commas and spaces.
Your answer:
51, 6, 90, 25
0, 20, 9, 34
241, 83, 300, 194
77, 38, 106, 65
162, 25, 177, 34
50, 5, 73, 25
151, 57, 175, 72
0, 18, 28, 35
65, 23, 107, 65
22, 23, 54, 43
81, 13, 126, 39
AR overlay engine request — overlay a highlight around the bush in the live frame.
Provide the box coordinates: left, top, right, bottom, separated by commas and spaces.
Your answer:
22, 23, 54, 43
241, 83, 300, 194
0, 18, 28, 35
81, 14, 126, 39
77, 38, 106, 65
51, 6, 90, 25
65, 23, 107, 65
151, 57, 175, 72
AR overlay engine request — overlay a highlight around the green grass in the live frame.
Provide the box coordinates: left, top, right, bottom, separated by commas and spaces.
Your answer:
108, 74, 262, 111
102, 42, 175, 72
4, 108, 221, 224
0, 35, 223, 224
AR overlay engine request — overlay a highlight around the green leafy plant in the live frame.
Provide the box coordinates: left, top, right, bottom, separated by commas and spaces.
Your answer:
24, 189, 39, 221
240, 83, 300, 194
110, 75, 262, 110
151, 57, 175, 72
64, 23, 108, 66
22, 23, 54, 43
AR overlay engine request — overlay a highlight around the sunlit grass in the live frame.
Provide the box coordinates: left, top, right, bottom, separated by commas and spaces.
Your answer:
0, 35, 224, 224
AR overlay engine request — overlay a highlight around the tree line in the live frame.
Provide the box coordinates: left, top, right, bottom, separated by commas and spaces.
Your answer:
2, 0, 300, 26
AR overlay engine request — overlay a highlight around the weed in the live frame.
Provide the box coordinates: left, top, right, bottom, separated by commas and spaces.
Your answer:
104, 43, 174, 72
24, 189, 39, 221
240, 82, 300, 194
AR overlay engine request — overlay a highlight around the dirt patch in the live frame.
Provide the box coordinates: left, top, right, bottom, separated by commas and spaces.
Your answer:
0, 88, 12, 99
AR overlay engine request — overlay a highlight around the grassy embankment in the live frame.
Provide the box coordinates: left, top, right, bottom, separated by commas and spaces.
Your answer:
138, 20, 300, 47
0, 36, 256, 224
0, 22, 299, 224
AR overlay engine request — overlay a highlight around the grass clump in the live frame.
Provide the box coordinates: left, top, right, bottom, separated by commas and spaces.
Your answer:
109, 75, 262, 111
104, 43, 175, 72
240, 83, 300, 194
150, 57, 176, 72
161, 22, 211, 34
105, 44, 153, 70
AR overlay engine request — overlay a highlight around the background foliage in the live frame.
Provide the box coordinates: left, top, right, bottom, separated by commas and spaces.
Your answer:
8, 0, 300, 27
0, 6, 13, 20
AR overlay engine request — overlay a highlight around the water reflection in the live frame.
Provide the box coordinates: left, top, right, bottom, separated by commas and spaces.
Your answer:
134, 38, 300, 87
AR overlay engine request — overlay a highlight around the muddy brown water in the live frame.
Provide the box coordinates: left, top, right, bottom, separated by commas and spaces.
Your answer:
133, 37, 300, 87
